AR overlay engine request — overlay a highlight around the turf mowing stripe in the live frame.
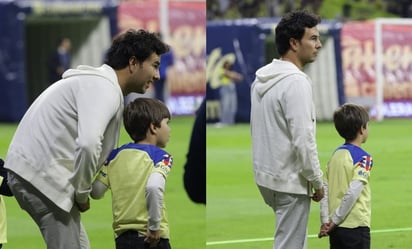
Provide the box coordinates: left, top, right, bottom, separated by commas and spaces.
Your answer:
206, 227, 412, 246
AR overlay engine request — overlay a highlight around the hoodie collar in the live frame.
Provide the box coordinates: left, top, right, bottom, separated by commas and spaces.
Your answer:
252, 59, 309, 97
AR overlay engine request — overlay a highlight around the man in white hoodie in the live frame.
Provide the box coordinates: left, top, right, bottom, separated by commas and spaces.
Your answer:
250, 10, 324, 249
5, 29, 169, 249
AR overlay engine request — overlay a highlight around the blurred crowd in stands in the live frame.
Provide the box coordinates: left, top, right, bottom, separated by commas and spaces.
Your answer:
207, 0, 412, 21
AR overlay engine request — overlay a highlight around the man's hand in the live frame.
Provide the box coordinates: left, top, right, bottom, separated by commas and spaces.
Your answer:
144, 229, 160, 248
76, 198, 90, 212
312, 187, 324, 202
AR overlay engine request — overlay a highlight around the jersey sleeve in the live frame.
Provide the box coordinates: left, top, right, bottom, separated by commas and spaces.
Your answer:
152, 153, 173, 179
353, 155, 373, 183
95, 165, 110, 187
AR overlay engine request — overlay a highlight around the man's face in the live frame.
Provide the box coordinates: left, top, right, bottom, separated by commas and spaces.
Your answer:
297, 26, 322, 66
129, 53, 161, 94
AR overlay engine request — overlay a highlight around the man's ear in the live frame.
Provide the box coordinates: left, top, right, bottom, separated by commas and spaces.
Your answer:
129, 56, 137, 65
128, 56, 137, 73
289, 38, 299, 52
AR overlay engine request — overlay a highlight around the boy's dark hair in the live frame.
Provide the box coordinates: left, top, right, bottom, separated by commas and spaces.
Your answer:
105, 29, 170, 69
275, 10, 321, 56
123, 97, 171, 143
333, 103, 369, 141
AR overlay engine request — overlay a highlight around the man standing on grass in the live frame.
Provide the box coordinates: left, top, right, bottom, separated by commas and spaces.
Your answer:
250, 10, 324, 249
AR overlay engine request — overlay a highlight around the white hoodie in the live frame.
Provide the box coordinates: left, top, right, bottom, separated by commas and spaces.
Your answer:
5, 64, 124, 212
250, 59, 323, 195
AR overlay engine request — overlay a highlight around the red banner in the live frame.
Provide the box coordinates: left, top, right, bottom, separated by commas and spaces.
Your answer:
341, 20, 412, 117
118, 0, 206, 114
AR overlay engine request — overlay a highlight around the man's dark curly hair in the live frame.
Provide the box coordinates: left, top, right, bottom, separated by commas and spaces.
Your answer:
105, 29, 170, 69
275, 10, 321, 56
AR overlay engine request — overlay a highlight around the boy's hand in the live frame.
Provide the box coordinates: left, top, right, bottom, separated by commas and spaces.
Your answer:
318, 222, 337, 238
326, 222, 337, 234
145, 229, 160, 248
318, 223, 329, 238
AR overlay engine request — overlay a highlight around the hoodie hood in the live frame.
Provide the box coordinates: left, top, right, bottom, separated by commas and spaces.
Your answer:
63, 64, 118, 86
252, 59, 308, 97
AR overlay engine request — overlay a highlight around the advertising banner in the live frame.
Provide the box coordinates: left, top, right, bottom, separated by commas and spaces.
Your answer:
342, 20, 412, 118
118, 0, 206, 115
206, 19, 269, 123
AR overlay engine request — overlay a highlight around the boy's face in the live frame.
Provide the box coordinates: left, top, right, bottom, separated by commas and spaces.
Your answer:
156, 118, 171, 148
361, 122, 369, 143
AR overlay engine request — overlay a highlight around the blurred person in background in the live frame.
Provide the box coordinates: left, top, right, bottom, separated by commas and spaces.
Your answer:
5, 29, 169, 249
48, 37, 72, 84
154, 33, 174, 103
216, 59, 243, 127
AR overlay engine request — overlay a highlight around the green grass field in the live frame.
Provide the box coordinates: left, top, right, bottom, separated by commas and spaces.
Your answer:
2, 117, 412, 248
0, 116, 205, 249
207, 119, 412, 249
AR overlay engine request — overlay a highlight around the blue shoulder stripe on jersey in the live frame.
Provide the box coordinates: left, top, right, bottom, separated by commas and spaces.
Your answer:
336, 143, 371, 166
105, 143, 171, 166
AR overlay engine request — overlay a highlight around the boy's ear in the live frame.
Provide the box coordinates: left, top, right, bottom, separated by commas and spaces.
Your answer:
149, 122, 157, 134
359, 126, 366, 135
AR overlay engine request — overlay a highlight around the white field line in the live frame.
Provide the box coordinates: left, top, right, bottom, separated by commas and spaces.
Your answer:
206, 227, 412, 246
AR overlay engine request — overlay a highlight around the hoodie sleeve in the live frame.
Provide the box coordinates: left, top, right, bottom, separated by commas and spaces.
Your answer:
282, 75, 323, 190
72, 78, 121, 204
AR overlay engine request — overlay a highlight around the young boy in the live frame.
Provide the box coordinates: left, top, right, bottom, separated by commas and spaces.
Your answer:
91, 97, 172, 249
318, 103, 373, 249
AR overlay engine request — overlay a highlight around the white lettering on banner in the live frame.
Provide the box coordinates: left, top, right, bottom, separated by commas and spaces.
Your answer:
370, 101, 412, 117
167, 24, 206, 95
342, 21, 412, 118
167, 95, 204, 115
342, 22, 412, 99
